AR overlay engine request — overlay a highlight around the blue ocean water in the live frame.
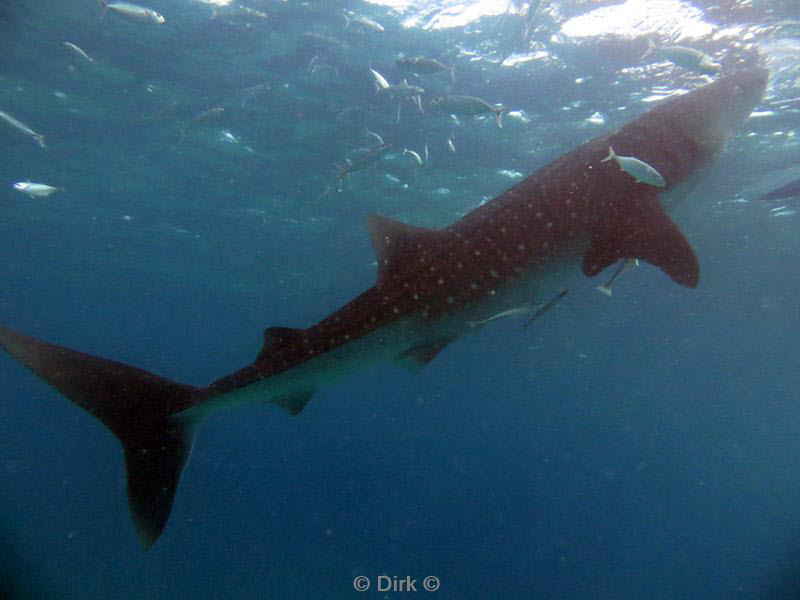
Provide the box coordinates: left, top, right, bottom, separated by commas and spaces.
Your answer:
1, 0, 799, 598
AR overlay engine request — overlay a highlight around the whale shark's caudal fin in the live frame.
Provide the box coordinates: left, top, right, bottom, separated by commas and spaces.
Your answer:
0, 325, 204, 548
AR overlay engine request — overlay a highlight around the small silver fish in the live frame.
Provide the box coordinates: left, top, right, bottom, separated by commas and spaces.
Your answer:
596, 259, 639, 297
344, 12, 384, 32
378, 79, 424, 99
601, 146, 666, 187
0, 110, 46, 149
219, 130, 239, 144
447, 135, 456, 153
100, 0, 165, 24
13, 181, 60, 197
432, 95, 509, 128
369, 67, 390, 91
522, 0, 543, 43
402, 148, 423, 165
62, 42, 94, 63
396, 56, 454, 82
642, 38, 720, 76
365, 129, 384, 146
179, 107, 224, 144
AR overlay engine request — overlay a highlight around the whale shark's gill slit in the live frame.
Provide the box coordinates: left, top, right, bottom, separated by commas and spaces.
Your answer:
0, 325, 202, 548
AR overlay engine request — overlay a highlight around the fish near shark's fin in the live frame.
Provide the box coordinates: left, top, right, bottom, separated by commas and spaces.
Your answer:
257, 326, 304, 362
366, 214, 452, 288
396, 338, 454, 372
0, 325, 203, 549
582, 193, 699, 288
494, 106, 509, 128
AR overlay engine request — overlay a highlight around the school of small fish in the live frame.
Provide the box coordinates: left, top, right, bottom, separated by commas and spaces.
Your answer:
0, 0, 758, 311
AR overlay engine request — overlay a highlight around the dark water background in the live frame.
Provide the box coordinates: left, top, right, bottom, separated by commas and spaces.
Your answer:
1, 0, 799, 598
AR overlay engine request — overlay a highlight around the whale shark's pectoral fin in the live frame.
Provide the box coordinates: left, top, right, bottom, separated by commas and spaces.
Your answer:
582, 194, 699, 288
396, 338, 454, 372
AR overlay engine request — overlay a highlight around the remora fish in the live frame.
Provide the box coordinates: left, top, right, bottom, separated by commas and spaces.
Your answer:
523, 289, 567, 330
642, 38, 720, 76
100, 0, 165, 24
468, 288, 566, 329
432, 95, 509, 128
0, 110, 46, 149
468, 301, 543, 328
596, 259, 639, 297
0, 68, 768, 548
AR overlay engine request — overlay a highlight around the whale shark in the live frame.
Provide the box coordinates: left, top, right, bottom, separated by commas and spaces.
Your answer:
0, 68, 768, 548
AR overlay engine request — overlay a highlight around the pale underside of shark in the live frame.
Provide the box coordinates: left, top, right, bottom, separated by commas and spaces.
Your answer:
0, 68, 768, 548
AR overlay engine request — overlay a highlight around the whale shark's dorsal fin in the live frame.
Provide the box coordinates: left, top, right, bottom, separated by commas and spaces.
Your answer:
366, 214, 453, 288
582, 192, 699, 288
257, 326, 304, 362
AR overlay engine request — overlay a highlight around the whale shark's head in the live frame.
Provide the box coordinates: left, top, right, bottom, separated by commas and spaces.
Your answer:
705, 67, 769, 141
612, 68, 769, 188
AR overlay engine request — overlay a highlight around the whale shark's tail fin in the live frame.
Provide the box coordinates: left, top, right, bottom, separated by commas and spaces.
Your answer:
0, 325, 204, 548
